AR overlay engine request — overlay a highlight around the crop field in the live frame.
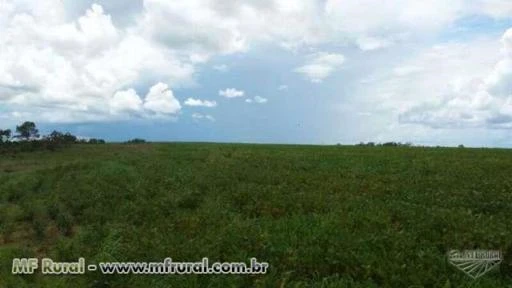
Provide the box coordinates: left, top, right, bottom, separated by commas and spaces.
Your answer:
1, 143, 512, 287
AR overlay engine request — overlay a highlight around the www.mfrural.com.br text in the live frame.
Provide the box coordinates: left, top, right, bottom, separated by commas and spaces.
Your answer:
12, 257, 269, 275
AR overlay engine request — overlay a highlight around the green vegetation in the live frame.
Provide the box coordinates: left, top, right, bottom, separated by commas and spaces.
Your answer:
1, 143, 512, 287
15, 121, 39, 140
0, 122, 105, 155
125, 138, 147, 144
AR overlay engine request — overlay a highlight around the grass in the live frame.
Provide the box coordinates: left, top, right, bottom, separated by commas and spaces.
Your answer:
1, 143, 512, 287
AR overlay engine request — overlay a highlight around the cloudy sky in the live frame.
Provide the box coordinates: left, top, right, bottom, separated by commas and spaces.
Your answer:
2, 0, 512, 146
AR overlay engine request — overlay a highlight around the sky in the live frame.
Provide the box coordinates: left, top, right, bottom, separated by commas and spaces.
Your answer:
2, 1, 512, 146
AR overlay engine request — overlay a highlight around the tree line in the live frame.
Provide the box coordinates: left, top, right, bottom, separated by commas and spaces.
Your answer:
0, 121, 105, 154
354, 142, 466, 148
355, 141, 413, 147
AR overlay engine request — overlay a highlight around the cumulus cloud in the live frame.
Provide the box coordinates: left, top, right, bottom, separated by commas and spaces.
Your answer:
2, 0, 512, 125
192, 113, 215, 122
295, 52, 345, 83
0, 2, 192, 123
398, 29, 512, 129
184, 98, 217, 107
325, 0, 465, 43
143, 82, 181, 115
135, 0, 512, 57
110, 89, 143, 114
138, 0, 248, 57
254, 96, 268, 103
484, 29, 512, 97
219, 88, 245, 98
245, 96, 268, 104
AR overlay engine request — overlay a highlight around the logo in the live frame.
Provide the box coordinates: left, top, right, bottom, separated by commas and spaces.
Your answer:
448, 250, 502, 279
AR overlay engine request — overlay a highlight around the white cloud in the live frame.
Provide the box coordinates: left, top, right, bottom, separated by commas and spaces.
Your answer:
478, 0, 512, 18
213, 64, 229, 72
136, 0, 481, 57
295, 52, 345, 83
2, 0, 512, 126
246, 96, 268, 104
109, 84, 183, 118
245, 96, 268, 104
278, 84, 288, 91
356, 37, 499, 116
143, 82, 181, 115
396, 30, 512, 129
110, 89, 143, 114
219, 88, 245, 98
325, 0, 465, 37
356, 36, 393, 51
0, 2, 192, 123
484, 29, 512, 97
192, 113, 215, 121
392, 65, 424, 77
136, 0, 506, 56
138, 0, 247, 57
254, 96, 268, 104
184, 98, 217, 107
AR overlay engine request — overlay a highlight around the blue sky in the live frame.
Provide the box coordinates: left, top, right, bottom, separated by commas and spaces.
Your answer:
2, 1, 512, 146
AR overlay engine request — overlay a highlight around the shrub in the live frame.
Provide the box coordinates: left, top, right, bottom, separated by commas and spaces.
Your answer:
125, 138, 146, 144
88, 138, 106, 144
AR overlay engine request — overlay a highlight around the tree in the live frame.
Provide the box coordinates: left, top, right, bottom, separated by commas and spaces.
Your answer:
0, 129, 11, 143
16, 121, 39, 140
88, 138, 105, 144
48, 130, 64, 140
46, 131, 77, 144
126, 138, 146, 144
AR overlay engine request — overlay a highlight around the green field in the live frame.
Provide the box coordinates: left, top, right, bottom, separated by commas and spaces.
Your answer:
1, 143, 512, 287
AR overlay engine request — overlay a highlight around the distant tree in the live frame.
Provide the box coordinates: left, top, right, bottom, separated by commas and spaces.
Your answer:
46, 131, 77, 144
0, 129, 11, 138
458, 144, 464, 148
0, 129, 11, 143
88, 138, 106, 144
16, 121, 39, 140
47, 130, 63, 141
126, 138, 146, 144
356, 142, 376, 147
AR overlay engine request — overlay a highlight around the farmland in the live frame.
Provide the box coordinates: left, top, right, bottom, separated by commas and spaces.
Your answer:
1, 143, 512, 287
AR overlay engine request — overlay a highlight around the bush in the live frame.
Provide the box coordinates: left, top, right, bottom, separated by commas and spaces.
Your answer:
125, 138, 146, 144
45, 131, 77, 145
0, 122, 85, 154
87, 138, 106, 144
357, 141, 413, 147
